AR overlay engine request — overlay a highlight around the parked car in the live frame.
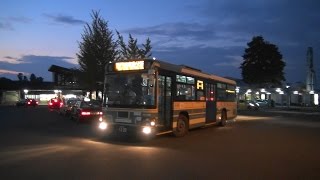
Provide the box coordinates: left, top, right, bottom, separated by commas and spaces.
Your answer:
16, 99, 27, 107
70, 99, 102, 123
255, 99, 269, 108
48, 98, 63, 109
16, 99, 39, 107
59, 99, 78, 116
238, 100, 259, 110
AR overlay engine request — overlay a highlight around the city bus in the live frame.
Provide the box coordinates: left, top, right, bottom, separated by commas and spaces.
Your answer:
97, 58, 237, 138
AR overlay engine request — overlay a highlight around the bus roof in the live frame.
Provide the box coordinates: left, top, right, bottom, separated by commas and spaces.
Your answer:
150, 59, 236, 85
113, 59, 236, 85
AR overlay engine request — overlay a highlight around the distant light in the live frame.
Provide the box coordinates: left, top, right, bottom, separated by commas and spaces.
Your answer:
153, 57, 156, 60
293, 91, 299, 95
23, 89, 28, 94
314, 94, 319, 105
236, 86, 240, 93
65, 94, 76, 99
260, 88, 266, 93
309, 91, 314, 94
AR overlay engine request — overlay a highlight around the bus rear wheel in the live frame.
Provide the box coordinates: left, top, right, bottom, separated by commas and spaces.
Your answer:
173, 115, 188, 137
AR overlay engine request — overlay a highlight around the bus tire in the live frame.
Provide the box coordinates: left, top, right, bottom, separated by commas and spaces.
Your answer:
219, 110, 227, 127
173, 115, 188, 137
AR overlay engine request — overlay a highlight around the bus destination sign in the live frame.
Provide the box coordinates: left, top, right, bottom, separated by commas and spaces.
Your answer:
115, 61, 145, 71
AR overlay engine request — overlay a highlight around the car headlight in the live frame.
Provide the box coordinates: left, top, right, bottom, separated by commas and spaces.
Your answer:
99, 122, 107, 130
142, 126, 152, 134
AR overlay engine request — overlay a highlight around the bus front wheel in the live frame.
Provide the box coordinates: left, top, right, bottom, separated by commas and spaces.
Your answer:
219, 111, 227, 127
173, 115, 188, 137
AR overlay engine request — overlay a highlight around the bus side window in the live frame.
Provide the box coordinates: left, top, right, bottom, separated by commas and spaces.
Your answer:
197, 90, 204, 100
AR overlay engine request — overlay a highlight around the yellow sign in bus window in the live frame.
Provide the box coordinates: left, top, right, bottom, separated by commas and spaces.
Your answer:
197, 80, 204, 90
115, 61, 144, 71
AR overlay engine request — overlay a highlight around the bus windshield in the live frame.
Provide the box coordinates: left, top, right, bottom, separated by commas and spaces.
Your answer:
105, 73, 155, 107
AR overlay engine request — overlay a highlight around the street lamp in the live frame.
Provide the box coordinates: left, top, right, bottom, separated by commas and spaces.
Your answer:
23, 89, 28, 99
285, 85, 291, 107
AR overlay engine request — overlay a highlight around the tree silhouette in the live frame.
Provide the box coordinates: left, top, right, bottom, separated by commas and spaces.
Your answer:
30, 73, 36, 82
77, 10, 118, 98
23, 76, 28, 82
116, 31, 152, 60
17, 73, 23, 81
240, 36, 286, 87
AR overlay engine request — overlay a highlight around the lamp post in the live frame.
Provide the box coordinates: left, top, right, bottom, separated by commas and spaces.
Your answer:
286, 85, 291, 107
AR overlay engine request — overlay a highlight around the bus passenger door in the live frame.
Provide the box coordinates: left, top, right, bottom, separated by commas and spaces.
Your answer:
206, 83, 216, 123
158, 75, 172, 130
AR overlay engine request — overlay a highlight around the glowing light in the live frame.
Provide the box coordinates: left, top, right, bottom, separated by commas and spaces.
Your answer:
236, 87, 240, 93
115, 61, 144, 71
142, 126, 152, 134
197, 80, 204, 90
81, 112, 91, 115
314, 94, 319, 105
99, 122, 107, 130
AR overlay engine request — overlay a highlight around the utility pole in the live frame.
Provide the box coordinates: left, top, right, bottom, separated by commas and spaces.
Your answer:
306, 47, 316, 92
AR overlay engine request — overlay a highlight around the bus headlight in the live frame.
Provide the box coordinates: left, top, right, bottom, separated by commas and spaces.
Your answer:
142, 126, 152, 134
99, 122, 108, 130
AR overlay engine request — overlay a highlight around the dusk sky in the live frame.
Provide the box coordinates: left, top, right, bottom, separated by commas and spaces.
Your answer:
1, 0, 319, 84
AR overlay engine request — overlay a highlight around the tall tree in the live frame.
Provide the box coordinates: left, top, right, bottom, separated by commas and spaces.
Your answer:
30, 73, 36, 82
36, 77, 43, 83
23, 76, 28, 82
116, 31, 152, 60
240, 36, 286, 87
17, 73, 23, 81
77, 10, 118, 98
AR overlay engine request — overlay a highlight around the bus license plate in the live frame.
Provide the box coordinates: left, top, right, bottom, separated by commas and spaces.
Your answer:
118, 126, 127, 133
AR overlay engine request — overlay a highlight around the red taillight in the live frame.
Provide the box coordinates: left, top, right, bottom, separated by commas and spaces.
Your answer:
36, 102, 39, 104
99, 112, 103, 115
49, 102, 53, 105
81, 111, 90, 116
28, 102, 30, 104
